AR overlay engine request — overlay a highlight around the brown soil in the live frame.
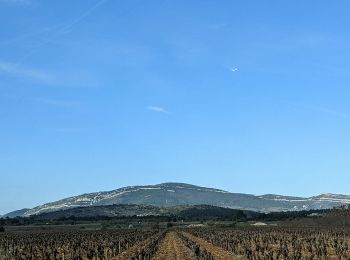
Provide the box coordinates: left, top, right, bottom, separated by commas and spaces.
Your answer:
152, 231, 195, 260
181, 231, 243, 260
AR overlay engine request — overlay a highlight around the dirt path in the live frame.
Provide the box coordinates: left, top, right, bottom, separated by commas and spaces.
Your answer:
181, 231, 243, 260
152, 231, 195, 260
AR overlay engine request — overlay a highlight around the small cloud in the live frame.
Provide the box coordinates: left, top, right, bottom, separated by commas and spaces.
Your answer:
284, 101, 350, 120
0, 61, 54, 83
55, 128, 86, 133
0, 157, 12, 161
0, 62, 96, 88
33, 98, 81, 109
146, 105, 169, 114
231, 67, 239, 72
306, 105, 350, 119
208, 23, 228, 30
0, 0, 33, 5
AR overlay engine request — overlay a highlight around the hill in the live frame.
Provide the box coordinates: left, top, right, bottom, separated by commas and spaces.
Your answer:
4, 183, 350, 217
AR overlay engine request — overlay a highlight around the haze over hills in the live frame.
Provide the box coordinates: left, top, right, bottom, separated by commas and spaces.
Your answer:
3, 183, 350, 218
2, 209, 30, 219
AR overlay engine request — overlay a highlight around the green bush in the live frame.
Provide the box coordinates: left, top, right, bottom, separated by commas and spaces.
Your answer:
166, 222, 173, 228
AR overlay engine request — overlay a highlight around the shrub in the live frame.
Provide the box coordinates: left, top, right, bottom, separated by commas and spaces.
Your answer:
166, 222, 173, 228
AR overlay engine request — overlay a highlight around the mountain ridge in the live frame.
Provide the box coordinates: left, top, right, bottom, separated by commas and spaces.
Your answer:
3, 182, 350, 217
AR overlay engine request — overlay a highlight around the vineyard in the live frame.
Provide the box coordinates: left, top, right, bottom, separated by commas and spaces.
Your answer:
1, 227, 350, 259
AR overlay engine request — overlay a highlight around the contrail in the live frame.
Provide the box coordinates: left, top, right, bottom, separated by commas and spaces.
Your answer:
16, 0, 108, 64
60, 0, 108, 32
0, 25, 61, 46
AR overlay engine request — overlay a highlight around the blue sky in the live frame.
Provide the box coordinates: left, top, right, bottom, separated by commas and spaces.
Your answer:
1, 0, 350, 214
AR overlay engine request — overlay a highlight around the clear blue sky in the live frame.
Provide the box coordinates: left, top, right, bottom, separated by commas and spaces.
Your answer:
1, 0, 350, 214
